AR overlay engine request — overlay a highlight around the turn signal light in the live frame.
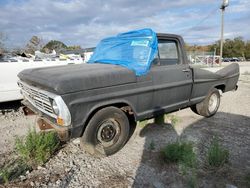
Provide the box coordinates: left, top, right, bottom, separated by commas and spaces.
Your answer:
57, 117, 64, 126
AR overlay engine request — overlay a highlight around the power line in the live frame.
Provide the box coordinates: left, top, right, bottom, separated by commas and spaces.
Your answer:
183, 36, 219, 39
179, 6, 219, 36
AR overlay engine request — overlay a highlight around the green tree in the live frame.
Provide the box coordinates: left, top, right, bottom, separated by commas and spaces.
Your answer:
42, 40, 67, 53
245, 41, 250, 60
229, 37, 245, 57
223, 39, 234, 57
234, 37, 245, 57
209, 37, 245, 58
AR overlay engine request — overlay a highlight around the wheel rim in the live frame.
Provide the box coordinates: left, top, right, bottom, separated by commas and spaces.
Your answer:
97, 119, 120, 147
208, 93, 219, 113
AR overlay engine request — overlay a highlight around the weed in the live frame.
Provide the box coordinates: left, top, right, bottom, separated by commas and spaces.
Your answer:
162, 142, 197, 169
15, 129, 60, 168
149, 140, 156, 151
0, 169, 10, 184
207, 137, 229, 168
165, 114, 181, 126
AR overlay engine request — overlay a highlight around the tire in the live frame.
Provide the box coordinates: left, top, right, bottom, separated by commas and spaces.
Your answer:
80, 107, 130, 157
191, 88, 220, 117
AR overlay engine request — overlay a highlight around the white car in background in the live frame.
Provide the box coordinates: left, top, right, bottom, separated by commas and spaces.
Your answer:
0, 58, 83, 102
0, 48, 94, 102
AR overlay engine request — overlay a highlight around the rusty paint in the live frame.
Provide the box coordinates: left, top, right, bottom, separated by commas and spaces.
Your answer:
37, 118, 69, 141
37, 118, 53, 130
22, 106, 35, 116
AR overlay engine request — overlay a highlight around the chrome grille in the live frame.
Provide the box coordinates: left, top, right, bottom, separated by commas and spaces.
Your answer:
18, 81, 55, 117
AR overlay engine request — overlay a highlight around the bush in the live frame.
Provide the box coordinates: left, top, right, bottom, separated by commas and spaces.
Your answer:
207, 137, 229, 168
15, 130, 60, 168
162, 142, 197, 168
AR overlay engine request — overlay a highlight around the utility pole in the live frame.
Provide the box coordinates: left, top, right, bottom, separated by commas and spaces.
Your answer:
219, 0, 229, 66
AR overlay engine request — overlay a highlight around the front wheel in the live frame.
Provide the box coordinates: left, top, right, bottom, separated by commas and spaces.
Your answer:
80, 107, 130, 157
191, 88, 221, 117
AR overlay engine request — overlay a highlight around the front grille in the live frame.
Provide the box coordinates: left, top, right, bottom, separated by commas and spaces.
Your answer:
18, 81, 55, 117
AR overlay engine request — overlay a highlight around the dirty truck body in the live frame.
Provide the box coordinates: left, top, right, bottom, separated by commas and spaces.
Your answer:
18, 32, 239, 156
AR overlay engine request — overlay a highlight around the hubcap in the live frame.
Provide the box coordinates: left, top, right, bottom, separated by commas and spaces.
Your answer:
208, 93, 218, 113
97, 119, 120, 147
101, 124, 116, 142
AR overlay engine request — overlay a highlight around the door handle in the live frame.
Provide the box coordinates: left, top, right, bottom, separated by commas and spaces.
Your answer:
182, 69, 190, 72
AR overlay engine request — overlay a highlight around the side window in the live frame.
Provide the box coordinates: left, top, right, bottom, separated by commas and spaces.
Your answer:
158, 40, 180, 66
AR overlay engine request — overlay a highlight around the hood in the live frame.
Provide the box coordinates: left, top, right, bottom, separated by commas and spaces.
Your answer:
18, 63, 136, 94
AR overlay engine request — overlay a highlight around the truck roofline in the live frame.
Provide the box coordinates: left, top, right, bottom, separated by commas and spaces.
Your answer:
157, 33, 183, 40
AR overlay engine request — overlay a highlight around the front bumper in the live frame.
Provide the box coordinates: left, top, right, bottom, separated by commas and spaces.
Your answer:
22, 100, 70, 141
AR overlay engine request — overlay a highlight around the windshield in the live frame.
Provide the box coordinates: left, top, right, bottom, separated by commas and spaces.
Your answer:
88, 28, 158, 76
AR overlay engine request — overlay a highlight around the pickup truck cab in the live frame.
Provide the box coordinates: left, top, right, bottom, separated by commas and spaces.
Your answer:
18, 29, 239, 156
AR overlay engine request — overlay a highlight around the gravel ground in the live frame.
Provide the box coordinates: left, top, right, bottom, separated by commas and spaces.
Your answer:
0, 62, 250, 187
0, 101, 36, 165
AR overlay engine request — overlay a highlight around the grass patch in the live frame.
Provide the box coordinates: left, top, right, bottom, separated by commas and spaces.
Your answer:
162, 142, 197, 169
15, 129, 60, 168
207, 137, 229, 168
162, 142, 198, 187
0, 130, 60, 184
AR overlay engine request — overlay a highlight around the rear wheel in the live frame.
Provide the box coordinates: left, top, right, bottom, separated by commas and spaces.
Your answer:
190, 88, 220, 117
80, 107, 130, 157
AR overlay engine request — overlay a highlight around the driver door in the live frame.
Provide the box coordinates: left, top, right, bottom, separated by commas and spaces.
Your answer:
151, 38, 192, 112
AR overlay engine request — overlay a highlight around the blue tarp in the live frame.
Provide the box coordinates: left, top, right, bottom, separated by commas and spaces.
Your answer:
88, 28, 158, 76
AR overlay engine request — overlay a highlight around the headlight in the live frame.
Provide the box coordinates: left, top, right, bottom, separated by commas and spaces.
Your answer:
53, 96, 71, 126
52, 100, 59, 115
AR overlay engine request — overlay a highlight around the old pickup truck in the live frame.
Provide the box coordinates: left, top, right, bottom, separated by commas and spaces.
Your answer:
18, 29, 239, 156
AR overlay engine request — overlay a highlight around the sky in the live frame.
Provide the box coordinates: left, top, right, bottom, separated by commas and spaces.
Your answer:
0, 0, 249, 49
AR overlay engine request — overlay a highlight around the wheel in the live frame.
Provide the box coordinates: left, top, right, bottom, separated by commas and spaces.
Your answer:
80, 107, 130, 156
191, 88, 220, 117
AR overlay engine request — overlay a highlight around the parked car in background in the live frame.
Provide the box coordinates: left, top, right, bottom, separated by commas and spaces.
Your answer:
223, 57, 241, 62
0, 47, 96, 103
0, 58, 83, 102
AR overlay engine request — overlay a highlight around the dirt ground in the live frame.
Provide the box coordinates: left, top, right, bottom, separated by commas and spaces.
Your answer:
0, 62, 250, 187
